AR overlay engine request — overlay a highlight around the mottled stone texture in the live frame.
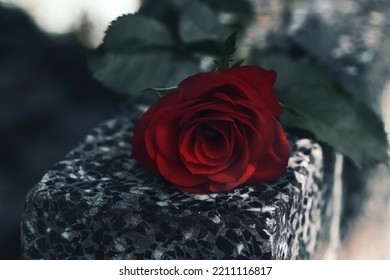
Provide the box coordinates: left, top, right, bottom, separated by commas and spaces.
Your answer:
246, 0, 390, 109
21, 105, 335, 259
245, 0, 390, 241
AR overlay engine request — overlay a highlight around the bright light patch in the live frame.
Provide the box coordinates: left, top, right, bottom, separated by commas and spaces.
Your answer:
0, 0, 141, 46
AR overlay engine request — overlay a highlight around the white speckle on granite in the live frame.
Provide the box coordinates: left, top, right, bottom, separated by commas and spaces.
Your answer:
99, 147, 110, 152
276, 193, 290, 203
89, 207, 98, 216
26, 221, 35, 234
248, 208, 262, 212
78, 169, 85, 176
61, 232, 70, 240
261, 206, 276, 214
184, 232, 192, 240
114, 239, 126, 252
156, 201, 168, 207
41, 174, 50, 183
208, 194, 219, 199
296, 139, 312, 146
193, 194, 213, 201
116, 244, 125, 252
294, 172, 307, 188
241, 193, 249, 199
118, 141, 127, 147
153, 250, 163, 259
210, 215, 221, 224
86, 135, 95, 143
263, 229, 273, 237
106, 119, 117, 128
237, 244, 244, 254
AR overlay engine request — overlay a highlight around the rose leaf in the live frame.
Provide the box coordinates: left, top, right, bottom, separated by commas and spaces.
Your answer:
101, 14, 174, 52
252, 52, 389, 167
88, 14, 176, 95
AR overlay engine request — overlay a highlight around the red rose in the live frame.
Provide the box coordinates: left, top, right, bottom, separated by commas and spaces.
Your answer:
132, 66, 290, 194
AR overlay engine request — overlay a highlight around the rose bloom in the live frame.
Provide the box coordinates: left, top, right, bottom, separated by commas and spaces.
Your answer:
132, 66, 290, 193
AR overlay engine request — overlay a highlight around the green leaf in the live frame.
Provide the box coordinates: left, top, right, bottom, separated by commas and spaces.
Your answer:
251, 51, 389, 167
223, 30, 237, 56
89, 14, 203, 96
165, 57, 200, 86
138, 0, 193, 34
89, 49, 173, 95
179, 1, 229, 44
142, 86, 179, 98
217, 31, 238, 70
280, 102, 304, 117
231, 58, 246, 67
101, 14, 174, 53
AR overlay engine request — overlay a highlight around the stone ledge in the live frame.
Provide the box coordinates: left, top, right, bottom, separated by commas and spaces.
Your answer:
21, 105, 336, 259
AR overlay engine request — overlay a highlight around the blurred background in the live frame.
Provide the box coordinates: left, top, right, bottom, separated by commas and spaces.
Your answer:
0, 0, 389, 259
0, 0, 141, 259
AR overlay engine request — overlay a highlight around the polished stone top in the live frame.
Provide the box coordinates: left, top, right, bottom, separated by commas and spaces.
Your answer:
22, 104, 334, 259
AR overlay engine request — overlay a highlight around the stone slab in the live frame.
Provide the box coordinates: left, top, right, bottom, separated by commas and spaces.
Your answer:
21, 105, 335, 259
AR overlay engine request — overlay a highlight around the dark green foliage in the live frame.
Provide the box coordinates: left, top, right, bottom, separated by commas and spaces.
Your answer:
251, 51, 389, 167
88, 0, 389, 167
88, 1, 241, 99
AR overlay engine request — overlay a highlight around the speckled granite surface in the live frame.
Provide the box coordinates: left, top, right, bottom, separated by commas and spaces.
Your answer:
21, 104, 336, 259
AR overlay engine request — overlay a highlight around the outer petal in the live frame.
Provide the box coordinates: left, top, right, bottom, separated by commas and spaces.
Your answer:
246, 119, 290, 183
154, 122, 181, 162
223, 66, 281, 116
156, 153, 208, 187
209, 164, 255, 192
142, 98, 201, 163
132, 93, 182, 175
178, 71, 264, 104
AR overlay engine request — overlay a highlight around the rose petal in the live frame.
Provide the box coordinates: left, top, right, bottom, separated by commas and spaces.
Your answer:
184, 160, 228, 175
156, 153, 207, 187
155, 122, 181, 162
144, 99, 203, 163
209, 164, 255, 192
183, 125, 230, 174
244, 107, 273, 154
208, 135, 251, 183
186, 103, 253, 128
179, 125, 198, 163
247, 120, 290, 183
132, 93, 183, 175
131, 142, 160, 175
178, 71, 263, 104
199, 122, 231, 159
133, 92, 180, 151
223, 66, 281, 116
180, 119, 233, 165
